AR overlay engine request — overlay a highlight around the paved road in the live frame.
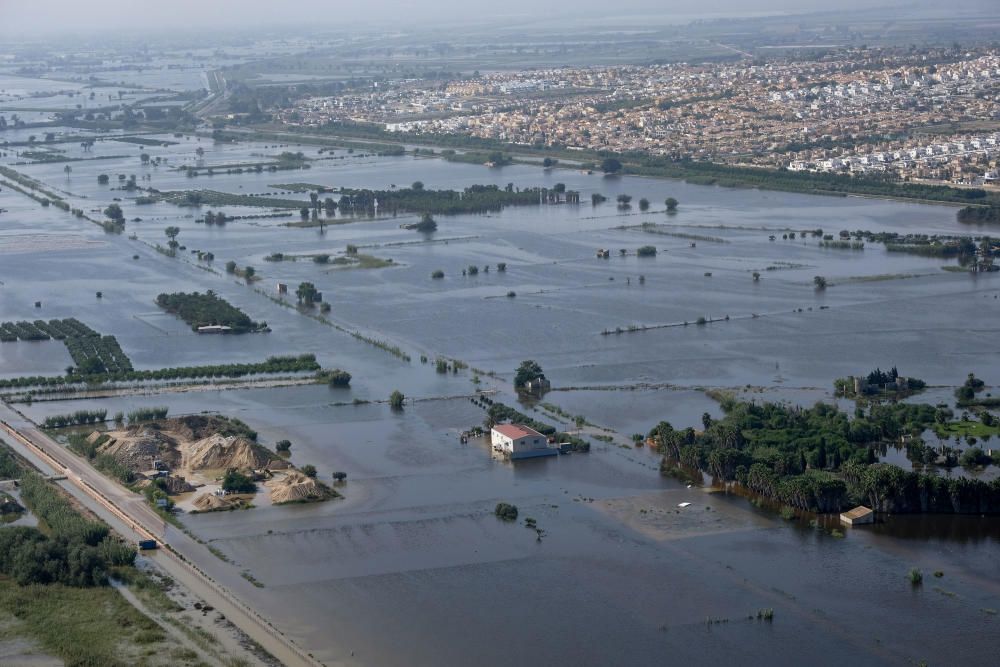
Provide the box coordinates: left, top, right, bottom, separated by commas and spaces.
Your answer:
0, 402, 323, 667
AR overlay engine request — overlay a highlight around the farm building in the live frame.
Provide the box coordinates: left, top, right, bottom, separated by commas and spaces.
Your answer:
491, 424, 556, 460
840, 506, 874, 526
196, 325, 233, 334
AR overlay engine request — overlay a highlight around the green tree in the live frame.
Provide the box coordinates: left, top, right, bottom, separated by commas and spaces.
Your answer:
665, 197, 679, 211
301, 464, 318, 478
601, 157, 623, 174
222, 469, 256, 494
104, 204, 124, 221
814, 276, 827, 290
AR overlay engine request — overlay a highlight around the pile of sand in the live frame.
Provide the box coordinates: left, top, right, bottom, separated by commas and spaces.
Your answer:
192, 493, 238, 512
181, 434, 270, 472
267, 471, 329, 504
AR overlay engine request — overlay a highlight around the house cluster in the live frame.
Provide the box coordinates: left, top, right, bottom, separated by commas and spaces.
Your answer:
788, 133, 1000, 184
278, 47, 1000, 189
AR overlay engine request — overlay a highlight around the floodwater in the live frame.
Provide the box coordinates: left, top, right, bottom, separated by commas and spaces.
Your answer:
2, 90, 1000, 665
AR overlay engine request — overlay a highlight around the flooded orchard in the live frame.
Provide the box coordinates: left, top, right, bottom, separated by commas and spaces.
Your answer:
3, 109, 1000, 665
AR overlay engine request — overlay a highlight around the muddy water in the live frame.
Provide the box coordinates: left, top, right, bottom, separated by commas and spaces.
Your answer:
3, 125, 1000, 665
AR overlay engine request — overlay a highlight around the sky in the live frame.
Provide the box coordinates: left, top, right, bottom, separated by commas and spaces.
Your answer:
0, 0, 924, 36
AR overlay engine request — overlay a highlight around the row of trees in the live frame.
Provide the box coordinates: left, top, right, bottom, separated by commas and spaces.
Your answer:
42, 409, 108, 429
0, 354, 323, 390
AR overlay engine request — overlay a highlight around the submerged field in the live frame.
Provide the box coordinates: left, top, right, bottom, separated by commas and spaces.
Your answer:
2, 109, 1000, 665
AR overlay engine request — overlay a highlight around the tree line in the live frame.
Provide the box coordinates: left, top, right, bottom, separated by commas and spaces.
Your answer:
0, 354, 322, 389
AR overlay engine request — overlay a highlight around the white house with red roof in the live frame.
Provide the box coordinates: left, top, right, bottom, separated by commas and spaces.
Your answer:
491, 423, 556, 459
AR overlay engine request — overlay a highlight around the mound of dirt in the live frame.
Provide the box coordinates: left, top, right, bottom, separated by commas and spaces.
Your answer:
160, 475, 195, 494
192, 493, 237, 512
170, 415, 256, 442
267, 471, 332, 504
181, 434, 270, 472
99, 428, 171, 471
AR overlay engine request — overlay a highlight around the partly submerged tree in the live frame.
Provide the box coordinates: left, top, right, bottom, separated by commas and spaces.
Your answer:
601, 157, 623, 174
514, 360, 545, 389
296, 281, 318, 306
389, 390, 405, 410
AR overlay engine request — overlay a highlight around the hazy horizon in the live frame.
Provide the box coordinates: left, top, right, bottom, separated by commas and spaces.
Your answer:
0, 0, 965, 38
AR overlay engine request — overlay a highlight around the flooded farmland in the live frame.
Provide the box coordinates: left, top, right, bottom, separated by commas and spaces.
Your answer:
3, 87, 1000, 665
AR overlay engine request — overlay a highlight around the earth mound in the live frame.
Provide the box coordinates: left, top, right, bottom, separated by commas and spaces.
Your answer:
267, 471, 334, 504
99, 428, 176, 470
181, 434, 270, 471
191, 493, 237, 512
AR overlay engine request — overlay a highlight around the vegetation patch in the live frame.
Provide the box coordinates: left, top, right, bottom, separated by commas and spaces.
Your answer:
0, 580, 170, 667
156, 291, 266, 333
652, 389, 1000, 514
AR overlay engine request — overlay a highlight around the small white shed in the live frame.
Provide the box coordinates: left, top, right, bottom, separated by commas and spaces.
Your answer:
840, 506, 874, 526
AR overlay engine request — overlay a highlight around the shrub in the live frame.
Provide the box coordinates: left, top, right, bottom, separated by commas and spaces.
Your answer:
322, 369, 352, 387
389, 390, 405, 409
636, 245, 657, 257
494, 502, 519, 521
431, 270, 444, 279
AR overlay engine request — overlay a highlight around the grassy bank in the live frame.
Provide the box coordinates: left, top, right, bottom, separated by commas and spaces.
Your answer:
0, 579, 176, 667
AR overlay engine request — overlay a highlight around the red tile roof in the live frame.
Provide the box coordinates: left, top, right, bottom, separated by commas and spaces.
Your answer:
492, 424, 543, 440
